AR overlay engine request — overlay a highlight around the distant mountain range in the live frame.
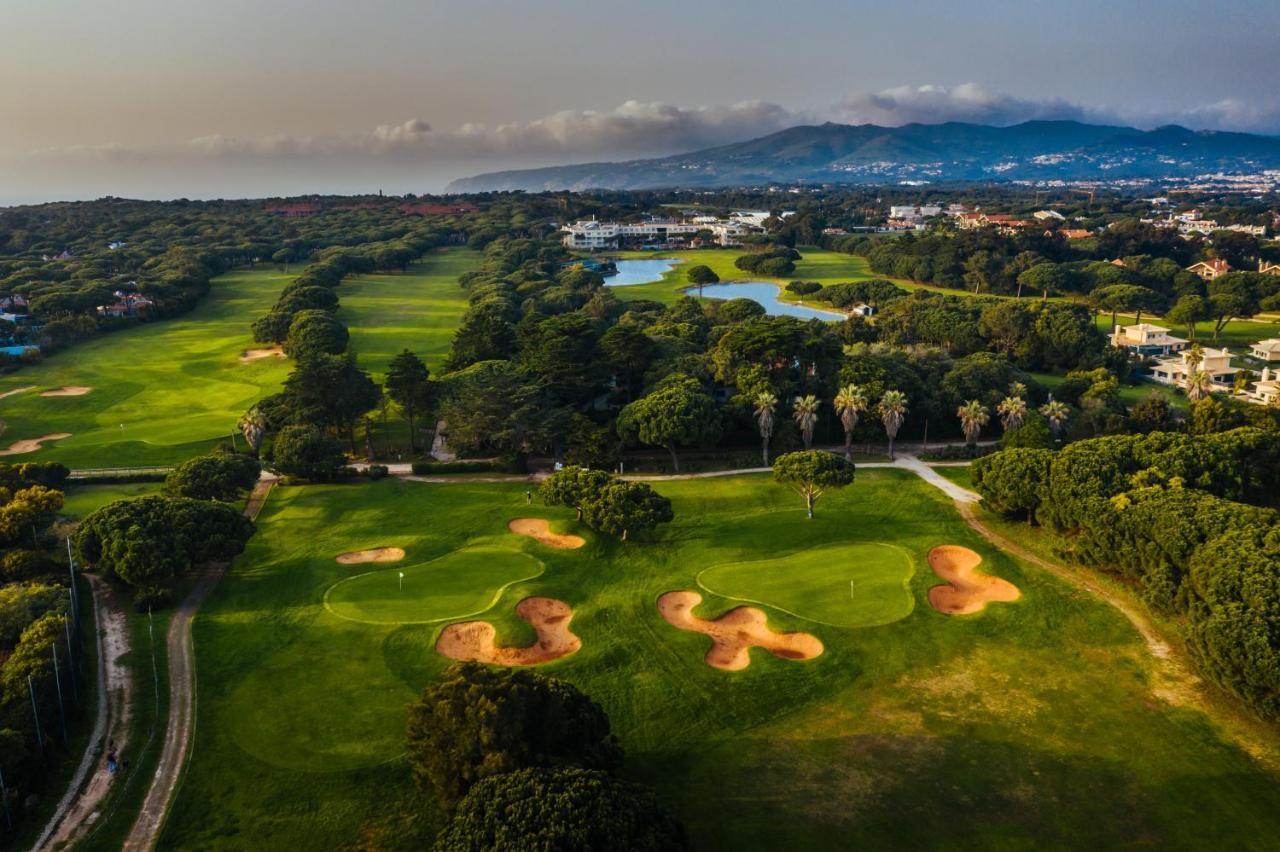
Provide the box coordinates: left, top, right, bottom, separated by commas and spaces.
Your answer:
446, 120, 1280, 192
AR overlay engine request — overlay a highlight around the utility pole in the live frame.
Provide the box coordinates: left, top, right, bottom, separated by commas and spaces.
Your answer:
27, 676, 43, 750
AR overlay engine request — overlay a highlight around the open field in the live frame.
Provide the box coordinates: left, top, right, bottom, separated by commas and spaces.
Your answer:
336, 248, 480, 376
0, 267, 291, 468
163, 471, 1280, 850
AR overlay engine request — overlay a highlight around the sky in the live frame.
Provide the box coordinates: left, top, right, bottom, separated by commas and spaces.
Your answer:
3, 0, 1280, 203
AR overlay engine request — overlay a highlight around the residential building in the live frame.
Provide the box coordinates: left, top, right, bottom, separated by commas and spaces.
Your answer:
1259, 261, 1280, 276
1110, 323, 1189, 356
1242, 367, 1279, 406
1034, 210, 1066, 221
1188, 259, 1231, 280
1060, 229, 1092, 239
1149, 346, 1238, 388
1249, 339, 1280, 363
850, 304, 876, 318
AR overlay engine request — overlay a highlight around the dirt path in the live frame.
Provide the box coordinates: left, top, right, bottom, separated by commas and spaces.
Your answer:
33, 576, 133, 850
124, 474, 275, 851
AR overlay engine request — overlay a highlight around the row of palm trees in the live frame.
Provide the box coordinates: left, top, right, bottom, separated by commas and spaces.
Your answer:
752, 385, 911, 464
956, 384, 1072, 446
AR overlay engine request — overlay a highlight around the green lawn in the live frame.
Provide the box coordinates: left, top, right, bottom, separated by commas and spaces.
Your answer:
336, 248, 480, 377
163, 471, 1280, 850
59, 482, 163, 519
698, 542, 916, 628
325, 545, 543, 624
0, 267, 291, 468
1030, 371, 1190, 410
930, 465, 974, 492
1099, 314, 1280, 351
0, 249, 478, 469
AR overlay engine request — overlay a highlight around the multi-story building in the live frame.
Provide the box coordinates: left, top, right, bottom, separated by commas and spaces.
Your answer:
1249, 339, 1280, 363
1188, 258, 1231, 280
561, 216, 762, 250
1109, 323, 1189, 356
1149, 347, 1238, 388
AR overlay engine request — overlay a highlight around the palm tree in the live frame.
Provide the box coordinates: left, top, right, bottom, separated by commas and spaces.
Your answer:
237, 406, 267, 456
997, 396, 1028, 431
878, 390, 908, 460
1186, 370, 1213, 401
957, 400, 989, 445
754, 391, 778, 466
833, 383, 867, 461
1008, 381, 1028, 398
792, 394, 821, 450
1039, 399, 1071, 441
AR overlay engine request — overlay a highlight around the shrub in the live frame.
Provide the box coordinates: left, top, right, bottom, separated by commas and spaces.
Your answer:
785, 281, 822, 295
365, 464, 389, 480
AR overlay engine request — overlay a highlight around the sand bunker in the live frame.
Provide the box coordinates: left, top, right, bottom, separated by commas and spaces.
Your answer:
240, 347, 285, 363
39, 386, 91, 397
436, 597, 580, 666
657, 590, 823, 671
0, 386, 36, 400
926, 545, 1020, 615
508, 518, 585, 549
335, 547, 405, 565
0, 433, 72, 456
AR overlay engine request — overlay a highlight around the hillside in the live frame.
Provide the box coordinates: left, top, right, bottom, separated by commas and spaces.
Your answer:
447, 120, 1280, 191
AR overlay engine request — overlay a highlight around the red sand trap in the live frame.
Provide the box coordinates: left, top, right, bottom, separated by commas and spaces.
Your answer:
508, 518, 585, 549
926, 545, 1020, 615
39, 386, 91, 397
657, 590, 823, 671
335, 547, 405, 565
0, 433, 72, 456
437, 597, 580, 666
240, 347, 285, 363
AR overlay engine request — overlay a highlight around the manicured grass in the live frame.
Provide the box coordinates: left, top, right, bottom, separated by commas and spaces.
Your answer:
164, 471, 1280, 850
325, 546, 543, 624
0, 267, 292, 468
336, 248, 480, 376
1030, 371, 1190, 410
59, 482, 163, 519
698, 542, 915, 628
930, 464, 974, 492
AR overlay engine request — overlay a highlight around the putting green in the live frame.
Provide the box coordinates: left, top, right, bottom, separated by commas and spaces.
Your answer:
698, 542, 915, 628
324, 545, 542, 624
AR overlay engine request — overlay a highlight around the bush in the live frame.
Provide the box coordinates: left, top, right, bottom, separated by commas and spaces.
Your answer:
918, 444, 997, 461
132, 585, 173, 613
409, 460, 507, 475
163, 452, 261, 501
406, 662, 622, 815
365, 464, 389, 479
785, 281, 822, 295
270, 425, 346, 481
437, 768, 687, 852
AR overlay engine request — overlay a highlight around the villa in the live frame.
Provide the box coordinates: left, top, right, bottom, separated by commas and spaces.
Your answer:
1188, 258, 1231, 280
1250, 339, 1280, 363
1243, 368, 1279, 406
1110, 323, 1188, 356
1149, 346, 1238, 388
1260, 261, 1280, 276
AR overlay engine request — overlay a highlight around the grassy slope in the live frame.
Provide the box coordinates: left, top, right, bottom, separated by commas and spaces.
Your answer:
163, 472, 1280, 850
0, 268, 292, 468
336, 248, 480, 377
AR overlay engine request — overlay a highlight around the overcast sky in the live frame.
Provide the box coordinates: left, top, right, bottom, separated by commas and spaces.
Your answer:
4, 0, 1280, 203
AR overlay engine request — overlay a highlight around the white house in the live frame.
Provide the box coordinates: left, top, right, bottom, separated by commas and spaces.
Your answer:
1033, 210, 1066, 221
1242, 367, 1279, 406
850, 304, 876, 318
1149, 347, 1238, 388
1110, 323, 1188, 356
1188, 259, 1231, 280
1250, 339, 1280, 363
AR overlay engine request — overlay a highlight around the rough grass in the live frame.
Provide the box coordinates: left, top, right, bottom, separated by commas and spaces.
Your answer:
698, 542, 916, 628
163, 470, 1280, 850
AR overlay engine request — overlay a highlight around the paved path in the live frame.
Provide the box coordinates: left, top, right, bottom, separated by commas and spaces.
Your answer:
33, 576, 133, 850
123, 475, 275, 851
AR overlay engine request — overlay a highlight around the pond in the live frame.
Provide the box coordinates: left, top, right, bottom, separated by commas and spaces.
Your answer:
604, 258, 682, 287
696, 281, 843, 320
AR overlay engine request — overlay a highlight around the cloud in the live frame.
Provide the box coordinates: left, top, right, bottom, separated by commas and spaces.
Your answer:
829, 83, 1104, 127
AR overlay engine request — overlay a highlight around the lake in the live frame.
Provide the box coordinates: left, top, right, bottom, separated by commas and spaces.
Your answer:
697, 281, 843, 320
604, 258, 682, 286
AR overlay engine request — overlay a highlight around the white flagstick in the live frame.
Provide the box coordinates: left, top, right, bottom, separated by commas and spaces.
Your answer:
399, 571, 405, 592
850, 580, 854, 599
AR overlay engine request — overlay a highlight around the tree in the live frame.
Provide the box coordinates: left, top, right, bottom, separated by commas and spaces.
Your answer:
1039, 399, 1072, 441
1165, 295, 1210, 342
1016, 262, 1067, 300
957, 400, 989, 445
792, 394, 821, 450
163, 452, 261, 502
405, 663, 622, 815
753, 390, 778, 466
600, 325, 655, 401
997, 396, 1028, 431
385, 350, 433, 454
1186, 370, 1214, 402
437, 361, 564, 464
579, 481, 674, 541
0, 486, 63, 547
237, 406, 267, 456
616, 375, 720, 472
270, 424, 346, 481
539, 466, 612, 520
282, 309, 348, 359
685, 264, 719, 297
772, 450, 855, 519
75, 495, 253, 587
878, 390, 909, 459
281, 352, 381, 451
437, 768, 687, 852
833, 383, 868, 461
972, 447, 1053, 524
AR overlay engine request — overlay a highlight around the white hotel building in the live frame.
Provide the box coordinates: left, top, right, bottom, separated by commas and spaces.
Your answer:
561, 213, 771, 250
